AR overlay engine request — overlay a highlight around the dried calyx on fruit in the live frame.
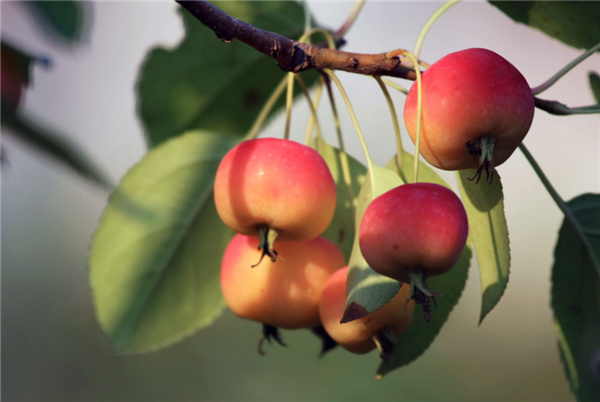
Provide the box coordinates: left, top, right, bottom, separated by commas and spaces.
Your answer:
214, 138, 337, 265
359, 183, 468, 321
404, 48, 534, 184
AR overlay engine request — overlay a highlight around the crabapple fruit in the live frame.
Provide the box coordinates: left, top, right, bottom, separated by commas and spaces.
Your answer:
404, 48, 534, 183
359, 183, 468, 320
214, 138, 336, 263
319, 267, 414, 359
220, 234, 346, 330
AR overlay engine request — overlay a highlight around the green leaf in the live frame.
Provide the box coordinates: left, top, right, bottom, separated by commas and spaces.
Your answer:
489, 1, 600, 50
589, 72, 600, 104
551, 193, 600, 402
311, 139, 367, 261
138, 1, 319, 148
2, 105, 113, 190
456, 170, 510, 324
376, 151, 471, 377
89, 132, 238, 354
342, 165, 404, 322
25, 1, 85, 42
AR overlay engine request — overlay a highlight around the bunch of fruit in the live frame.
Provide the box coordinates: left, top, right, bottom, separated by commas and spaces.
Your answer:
214, 48, 533, 359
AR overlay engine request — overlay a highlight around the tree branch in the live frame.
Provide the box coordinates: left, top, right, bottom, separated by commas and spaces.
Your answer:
175, 0, 417, 80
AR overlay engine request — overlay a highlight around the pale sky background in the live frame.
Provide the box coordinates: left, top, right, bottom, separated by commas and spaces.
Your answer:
2, 1, 599, 401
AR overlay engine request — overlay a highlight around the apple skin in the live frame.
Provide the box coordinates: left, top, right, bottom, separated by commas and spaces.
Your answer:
214, 138, 336, 241
319, 267, 414, 354
359, 183, 468, 283
220, 234, 346, 329
404, 48, 534, 171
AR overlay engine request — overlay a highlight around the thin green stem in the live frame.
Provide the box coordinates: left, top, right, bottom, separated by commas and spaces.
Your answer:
333, 0, 367, 40
283, 73, 295, 140
382, 78, 409, 95
414, 0, 459, 60
401, 50, 423, 183
532, 41, 600, 95
374, 75, 403, 170
519, 143, 600, 279
303, 77, 324, 146
324, 74, 356, 227
299, 28, 336, 50
324, 69, 376, 185
244, 76, 288, 140
294, 73, 324, 152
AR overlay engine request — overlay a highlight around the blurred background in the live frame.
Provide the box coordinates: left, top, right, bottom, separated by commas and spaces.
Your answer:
2, 1, 599, 401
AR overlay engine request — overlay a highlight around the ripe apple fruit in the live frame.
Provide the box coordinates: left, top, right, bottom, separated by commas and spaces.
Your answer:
404, 48, 534, 183
221, 234, 346, 352
359, 183, 468, 320
319, 267, 414, 359
214, 138, 336, 264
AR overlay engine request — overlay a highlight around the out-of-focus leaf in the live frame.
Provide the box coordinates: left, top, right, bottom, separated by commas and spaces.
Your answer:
457, 170, 510, 324
551, 193, 600, 402
138, 1, 319, 148
342, 165, 403, 323
311, 139, 366, 261
25, 1, 85, 42
376, 151, 471, 376
589, 72, 600, 104
89, 132, 238, 355
489, 1, 600, 50
2, 105, 113, 189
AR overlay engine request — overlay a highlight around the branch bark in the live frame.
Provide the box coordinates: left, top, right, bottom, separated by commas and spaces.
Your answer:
175, 0, 417, 80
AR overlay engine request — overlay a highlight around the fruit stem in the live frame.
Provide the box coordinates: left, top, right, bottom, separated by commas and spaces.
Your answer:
303, 77, 324, 146
398, 50, 423, 184
381, 78, 409, 95
298, 28, 336, 49
295, 73, 324, 152
374, 75, 403, 171
324, 69, 376, 185
283, 73, 295, 140
324, 75, 357, 227
519, 144, 600, 279
413, 0, 460, 60
372, 327, 397, 361
244, 76, 288, 140
332, 0, 366, 40
532, 41, 600, 95
253, 225, 279, 267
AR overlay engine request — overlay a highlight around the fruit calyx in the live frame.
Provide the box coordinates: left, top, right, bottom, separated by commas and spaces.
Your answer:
311, 326, 338, 358
466, 135, 496, 184
372, 327, 398, 362
405, 268, 440, 322
258, 323, 287, 355
252, 225, 280, 267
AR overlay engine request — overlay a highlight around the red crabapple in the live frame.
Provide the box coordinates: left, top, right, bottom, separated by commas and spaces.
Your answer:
319, 267, 414, 360
404, 48, 534, 183
214, 138, 336, 264
359, 183, 468, 321
221, 234, 345, 353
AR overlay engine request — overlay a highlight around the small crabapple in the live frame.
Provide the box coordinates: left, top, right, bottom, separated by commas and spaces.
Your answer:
220, 234, 346, 353
319, 267, 414, 360
404, 48, 534, 183
359, 183, 468, 321
214, 138, 336, 263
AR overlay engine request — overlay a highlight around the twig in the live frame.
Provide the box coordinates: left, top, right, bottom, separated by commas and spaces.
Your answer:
175, 0, 417, 80
534, 97, 600, 116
